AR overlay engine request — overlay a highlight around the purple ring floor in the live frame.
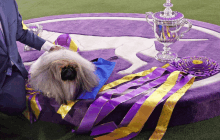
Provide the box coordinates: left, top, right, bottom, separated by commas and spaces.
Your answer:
18, 13, 220, 130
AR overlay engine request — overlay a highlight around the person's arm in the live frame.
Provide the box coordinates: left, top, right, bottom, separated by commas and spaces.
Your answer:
14, 0, 46, 51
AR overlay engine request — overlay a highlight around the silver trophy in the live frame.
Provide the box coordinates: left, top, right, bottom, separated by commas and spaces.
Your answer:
146, 0, 192, 62
24, 24, 43, 51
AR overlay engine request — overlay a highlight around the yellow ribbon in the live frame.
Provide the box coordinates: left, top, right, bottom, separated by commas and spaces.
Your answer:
69, 39, 78, 52
22, 94, 31, 120
30, 94, 41, 119
57, 100, 78, 119
162, 26, 166, 40
94, 71, 181, 140
22, 21, 28, 30
166, 26, 171, 38
149, 76, 195, 140
22, 93, 41, 120
24, 82, 79, 120
99, 67, 157, 92
161, 63, 170, 69
23, 83, 39, 120
99, 63, 170, 92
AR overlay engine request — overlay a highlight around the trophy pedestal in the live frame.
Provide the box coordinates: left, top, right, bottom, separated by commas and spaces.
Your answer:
146, 0, 192, 62
155, 51, 177, 62
24, 45, 36, 51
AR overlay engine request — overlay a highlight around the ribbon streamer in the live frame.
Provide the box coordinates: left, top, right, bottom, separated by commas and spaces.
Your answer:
91, 90, 155, 136
94, 71, 181, 140
91, 121, 118, 136
27, 94, 35, 124
149, 75, 195, 140
57, 100, 78, 119
94, 69, 168, 125
100, 64, 170, 92
77, 67, 159, 133
30, 94, 42, 119
92, 72, 183, 137
24, 82, 42, 120
118, 72, 183, 127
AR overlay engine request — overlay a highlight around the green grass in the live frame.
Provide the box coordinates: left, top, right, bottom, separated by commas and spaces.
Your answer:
16, 0, 220, 25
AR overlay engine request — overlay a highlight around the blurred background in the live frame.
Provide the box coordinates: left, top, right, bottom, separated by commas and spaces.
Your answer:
17, 0, 220, 25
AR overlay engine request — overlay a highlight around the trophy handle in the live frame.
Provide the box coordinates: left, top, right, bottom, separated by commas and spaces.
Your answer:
146, 12, 154, 27
179, 19, 192, 38
171, 19, 192, 38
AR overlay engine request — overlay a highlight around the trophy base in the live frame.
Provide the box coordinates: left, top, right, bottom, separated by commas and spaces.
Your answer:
155, 51, 178, 63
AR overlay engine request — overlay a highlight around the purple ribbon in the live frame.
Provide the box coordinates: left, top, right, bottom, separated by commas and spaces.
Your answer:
26, 80, 42, 122
90, 75, 170, 136
94, 72, 169, 125
118, 73, 183, 128
76, 67, 166, 133
27, 93, 42, 123
27, 94, 35, 124
35, 94, 42, 114
91, 73, 191, 137
90, 121, 118, 136
117, 75, 194, 140
117, 132, 140, 140
118, 90, 156, 128
90, 91, 153, 137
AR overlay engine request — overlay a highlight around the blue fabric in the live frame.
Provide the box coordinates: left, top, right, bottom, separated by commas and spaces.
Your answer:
78, 58, 116, 99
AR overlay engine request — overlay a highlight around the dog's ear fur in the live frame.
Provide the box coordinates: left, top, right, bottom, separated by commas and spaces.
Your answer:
76, 64, 99, 92
29, 62, 68, 104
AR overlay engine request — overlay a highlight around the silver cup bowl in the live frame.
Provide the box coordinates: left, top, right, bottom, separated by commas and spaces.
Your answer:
146, 1, 192, 62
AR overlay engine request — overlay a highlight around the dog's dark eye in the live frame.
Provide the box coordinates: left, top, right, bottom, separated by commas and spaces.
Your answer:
61, 66, 77, 81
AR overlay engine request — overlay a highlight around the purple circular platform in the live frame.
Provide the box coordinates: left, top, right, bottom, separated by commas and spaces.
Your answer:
18, 13, 220, 131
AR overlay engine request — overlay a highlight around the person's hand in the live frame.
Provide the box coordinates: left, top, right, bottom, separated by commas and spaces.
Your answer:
49, 45, 63, 52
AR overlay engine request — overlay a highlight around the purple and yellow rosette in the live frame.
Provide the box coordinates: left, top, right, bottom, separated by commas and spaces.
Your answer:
170, 56, 220, 77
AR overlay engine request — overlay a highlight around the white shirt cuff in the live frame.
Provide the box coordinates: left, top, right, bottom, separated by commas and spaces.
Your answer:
41, 41, 54, 51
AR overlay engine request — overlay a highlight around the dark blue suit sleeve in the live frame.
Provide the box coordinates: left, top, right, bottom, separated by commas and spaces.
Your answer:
14, 0, 46, 50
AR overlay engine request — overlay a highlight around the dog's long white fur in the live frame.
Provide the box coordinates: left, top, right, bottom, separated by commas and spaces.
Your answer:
29, 49, 95, 73
29, 49, 99, 104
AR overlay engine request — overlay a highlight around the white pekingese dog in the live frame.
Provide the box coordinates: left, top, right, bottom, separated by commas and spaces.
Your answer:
28, 47, 99, 104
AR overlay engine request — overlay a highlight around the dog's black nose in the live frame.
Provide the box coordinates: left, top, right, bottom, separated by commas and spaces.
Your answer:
61, 66, 77, 81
